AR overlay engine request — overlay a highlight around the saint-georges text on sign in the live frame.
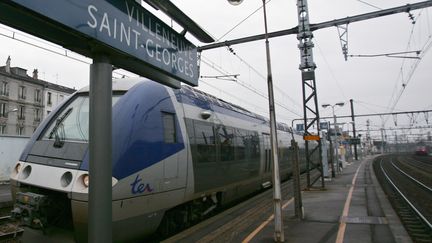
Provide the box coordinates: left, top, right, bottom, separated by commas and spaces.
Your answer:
0, 0, 198, 87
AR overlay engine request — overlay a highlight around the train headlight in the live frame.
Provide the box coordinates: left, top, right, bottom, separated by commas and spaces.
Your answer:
19, 165, 32, 180
61, 171, 73, 188
82, 174, 89, 187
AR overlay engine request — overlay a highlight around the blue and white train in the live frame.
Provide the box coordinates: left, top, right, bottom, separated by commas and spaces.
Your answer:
10, 78, 308, 242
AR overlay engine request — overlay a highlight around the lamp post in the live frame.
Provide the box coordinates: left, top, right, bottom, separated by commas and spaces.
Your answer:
322, 102, 344, 173
228, 0, 284, 241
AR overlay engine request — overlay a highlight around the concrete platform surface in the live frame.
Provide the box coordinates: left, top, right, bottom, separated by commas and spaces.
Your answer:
249, 156, 412, 243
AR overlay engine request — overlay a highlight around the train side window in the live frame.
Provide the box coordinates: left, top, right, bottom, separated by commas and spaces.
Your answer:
218, 126, 234, 162
246, 131, 260, 161
162, 112, 176, 143
234, 128, 247, 160
194, 122, 217, 163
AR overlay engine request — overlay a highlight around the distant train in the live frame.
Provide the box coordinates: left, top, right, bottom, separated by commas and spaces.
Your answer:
10, 78, 311, 242
415, 144, 431, 156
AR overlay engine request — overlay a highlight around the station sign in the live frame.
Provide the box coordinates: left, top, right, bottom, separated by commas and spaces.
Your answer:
0, 0, 199, 88
319, 121, 330, 130
296, 124, 304, 132
304, 135, 320, 141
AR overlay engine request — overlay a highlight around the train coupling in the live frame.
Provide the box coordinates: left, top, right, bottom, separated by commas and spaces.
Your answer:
11, 192, 48, 229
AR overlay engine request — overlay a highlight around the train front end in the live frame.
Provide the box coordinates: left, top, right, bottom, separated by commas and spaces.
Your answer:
9, 78, 189, 242
8, 79, 137, 241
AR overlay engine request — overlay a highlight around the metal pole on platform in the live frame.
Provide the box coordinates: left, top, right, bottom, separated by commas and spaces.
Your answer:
322, 102, 344, 172
350, 99, 358, 160
328, 138, 336, 178
291, 139, 303, 219
89, 54, 112, 243
227, 0, 283, 239
262, 0, 284, 241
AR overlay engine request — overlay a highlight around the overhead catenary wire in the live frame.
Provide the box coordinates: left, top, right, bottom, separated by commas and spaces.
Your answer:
196, 0, 303, 111
176, 0, 304, 121
214, 1, 432, 135
355, 100, 405, 114
387, 37, 432, 114
355, 0, 382, 10
215, 52, 303, 110
200, 56, 302, 118
348, 50, 421, 59
199, 79, 295, 122
315, 42, 348, 101
386, 12, 420, 111
217, 0, 273, 41
386, 10, 432, 114
200, 53, 303, 112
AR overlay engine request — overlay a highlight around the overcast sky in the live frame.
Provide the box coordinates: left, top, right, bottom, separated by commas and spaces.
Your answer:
0, 0, 431, 142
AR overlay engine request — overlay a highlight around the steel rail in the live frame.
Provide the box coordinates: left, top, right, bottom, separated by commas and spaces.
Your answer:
390, 160, 432, 193
410, 157, 432, 167
380, 159, 432, 229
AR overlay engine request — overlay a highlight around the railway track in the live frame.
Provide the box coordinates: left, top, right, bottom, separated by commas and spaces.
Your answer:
163, 171, 320, 242
373, 155, 432, 242
0, 216, 24, 242
0, 170, 319, 243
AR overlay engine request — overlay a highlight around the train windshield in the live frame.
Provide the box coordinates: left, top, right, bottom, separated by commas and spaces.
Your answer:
41, 95, 122, 143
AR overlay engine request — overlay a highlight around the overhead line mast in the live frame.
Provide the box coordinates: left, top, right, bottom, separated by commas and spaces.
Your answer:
296, 0, 325, 189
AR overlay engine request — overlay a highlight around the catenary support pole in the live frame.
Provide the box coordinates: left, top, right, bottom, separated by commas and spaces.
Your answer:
350, 99, 358, 160
262, 0, 284, 241
297, 0, 325, 189
89, 54, 112, 243
333, 111, 341, 172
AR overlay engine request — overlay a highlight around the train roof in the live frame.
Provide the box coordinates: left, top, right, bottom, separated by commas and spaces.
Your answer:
77, 78, 292, 132
179, 84, 291, 132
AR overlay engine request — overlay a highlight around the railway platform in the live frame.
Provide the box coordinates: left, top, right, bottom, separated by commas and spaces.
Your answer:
164, 156, 413, 243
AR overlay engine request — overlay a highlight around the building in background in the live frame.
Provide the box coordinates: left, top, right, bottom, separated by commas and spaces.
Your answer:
0, 56, 76, 136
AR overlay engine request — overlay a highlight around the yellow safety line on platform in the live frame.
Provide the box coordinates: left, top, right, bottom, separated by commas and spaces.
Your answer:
335, 161, 364, 243
242, 198, 294, 243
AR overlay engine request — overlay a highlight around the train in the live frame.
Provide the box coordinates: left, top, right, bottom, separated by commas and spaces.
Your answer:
415, 144, 431, 156
9, 78, 311, 242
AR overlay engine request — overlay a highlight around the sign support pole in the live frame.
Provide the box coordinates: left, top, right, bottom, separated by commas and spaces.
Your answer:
89, 54, 112, 243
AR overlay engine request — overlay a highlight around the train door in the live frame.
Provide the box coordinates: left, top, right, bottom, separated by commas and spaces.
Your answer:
162, 111, 187, 191
261, 133, 272, 186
